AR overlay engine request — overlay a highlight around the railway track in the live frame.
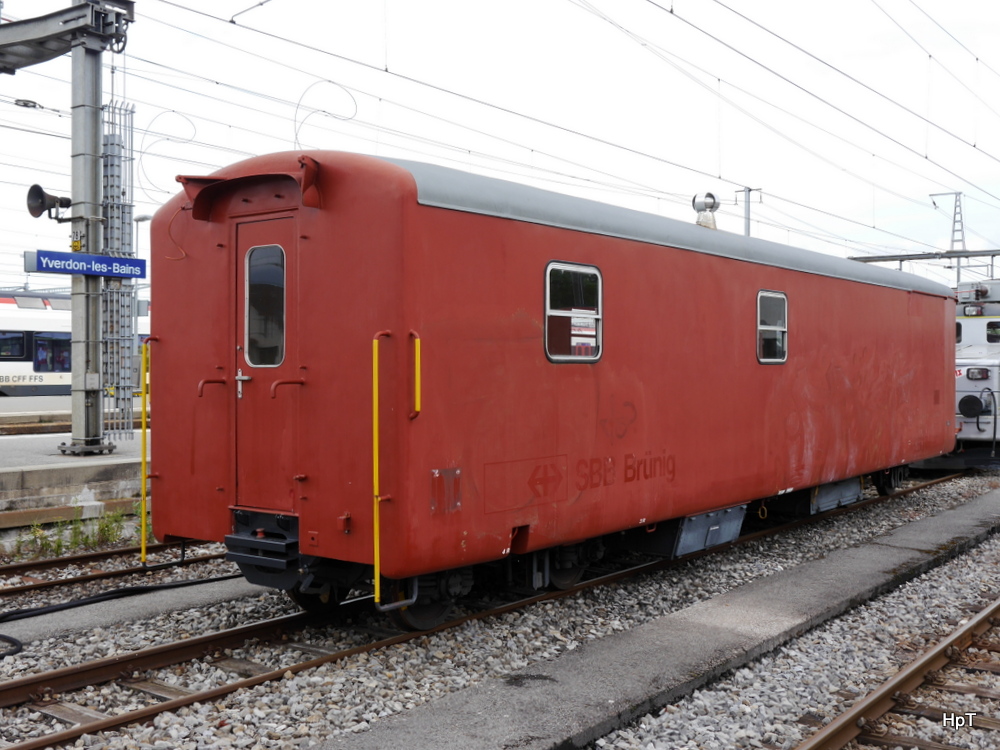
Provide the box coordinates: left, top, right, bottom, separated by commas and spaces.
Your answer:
1, 611, 319, 749
0, 566, 649, 748
0, 542, 226, 596
0, 472, 972, 748
795, 592, 1000, 750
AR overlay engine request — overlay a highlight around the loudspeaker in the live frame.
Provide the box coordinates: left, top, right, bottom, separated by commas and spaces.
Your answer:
27, 184, 71, 218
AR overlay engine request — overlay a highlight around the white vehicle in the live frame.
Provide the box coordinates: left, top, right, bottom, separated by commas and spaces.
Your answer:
0, 291, 148, 396
933, 280, 1000, 467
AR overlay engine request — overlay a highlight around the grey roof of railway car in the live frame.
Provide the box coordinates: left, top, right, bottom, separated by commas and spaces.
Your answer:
385, 157, 952, 299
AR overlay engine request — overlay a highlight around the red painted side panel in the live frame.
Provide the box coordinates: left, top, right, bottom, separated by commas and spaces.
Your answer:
369, 207, 954, 577
152, 151, 955, 581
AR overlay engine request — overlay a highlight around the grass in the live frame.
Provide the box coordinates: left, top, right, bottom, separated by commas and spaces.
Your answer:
5, 506, 148, 563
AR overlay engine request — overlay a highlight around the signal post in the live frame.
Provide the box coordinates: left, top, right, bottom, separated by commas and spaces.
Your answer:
69, 0, 109, 453
0, 0, 134, 453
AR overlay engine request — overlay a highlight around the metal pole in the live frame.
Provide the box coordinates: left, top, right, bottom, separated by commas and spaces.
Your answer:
68, 0, 108, 453
743, 187, 750, 237
140, 340, 149, 562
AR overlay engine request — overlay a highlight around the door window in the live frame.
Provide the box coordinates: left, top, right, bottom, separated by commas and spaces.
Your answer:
246, 244, 286, 366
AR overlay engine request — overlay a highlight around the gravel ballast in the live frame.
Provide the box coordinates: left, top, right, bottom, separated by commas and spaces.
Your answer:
591, 531, 1000, 750
1, 471, 999, 748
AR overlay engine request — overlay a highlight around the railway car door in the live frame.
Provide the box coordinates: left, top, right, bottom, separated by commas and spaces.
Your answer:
234, 217, 300, 512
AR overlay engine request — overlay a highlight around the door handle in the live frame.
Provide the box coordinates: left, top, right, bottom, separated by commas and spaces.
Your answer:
235, 368, 252, 399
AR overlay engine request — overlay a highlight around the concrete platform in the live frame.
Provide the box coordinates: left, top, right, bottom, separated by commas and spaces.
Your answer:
0, 395, 147, 434
0, 395, 72, 418
318, 489, 1000, 750
0, 430, 145, 471
0, 431, 145, 539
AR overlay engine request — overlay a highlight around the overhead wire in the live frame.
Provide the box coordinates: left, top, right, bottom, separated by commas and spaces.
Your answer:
121, 53, 676, 202
568, 0, 989, 218
654, 0, 1000, 203
869, 0, 1000, 125
140, 0, 965, 257
0, 0, 994, 280
906, 0, 1000, 84
566, 0, 993, 259
6, 56, 689, 214
147, 0, 732, 184
930, 202, 1000, 249
705, 0, 1000, 154
12, 0, 989, 254
764, 191, 942, 251
750, 198, 964, 286
4, 33, 693, 216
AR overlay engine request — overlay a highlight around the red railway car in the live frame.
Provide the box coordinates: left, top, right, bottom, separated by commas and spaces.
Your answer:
151, 151, 955, 625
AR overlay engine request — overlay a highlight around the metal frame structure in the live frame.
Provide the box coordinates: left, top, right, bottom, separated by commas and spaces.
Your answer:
0, 0, 135, 453
101, 102, 138, 440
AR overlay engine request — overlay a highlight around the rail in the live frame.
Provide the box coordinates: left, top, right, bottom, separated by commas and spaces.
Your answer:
370, 330, 419, 612
410, 329, 421, 419
372, 331, 391, 605
0, 549, 225, 596
139, 338, 154, 563
794, 592, 1000, 749
0, 472, 972, 748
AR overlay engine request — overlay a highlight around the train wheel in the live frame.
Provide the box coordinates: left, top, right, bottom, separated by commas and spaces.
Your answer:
387, 581, 454, 631
549, 564, 585, 590
288, 584, 343, 616
873, 465, 908, 496
391, 600, 453, 631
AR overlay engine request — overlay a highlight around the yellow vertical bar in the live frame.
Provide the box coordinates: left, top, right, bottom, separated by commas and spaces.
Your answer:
413, 335, 421, 415
372, 336, 382, 604
140, 341, 150, 563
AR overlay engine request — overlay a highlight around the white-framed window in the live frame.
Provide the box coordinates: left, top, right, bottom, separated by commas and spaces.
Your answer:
245, 244, 286, 367
757, 291, 787, 364
546, 262, 602, 362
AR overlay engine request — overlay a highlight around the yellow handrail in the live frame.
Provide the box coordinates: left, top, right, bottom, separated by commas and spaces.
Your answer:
372, 330, 391, 603
409, 329, 421, 419
140, 340, 151, 563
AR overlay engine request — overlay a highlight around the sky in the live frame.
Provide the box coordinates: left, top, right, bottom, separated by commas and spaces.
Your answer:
2, 0, 1000, 292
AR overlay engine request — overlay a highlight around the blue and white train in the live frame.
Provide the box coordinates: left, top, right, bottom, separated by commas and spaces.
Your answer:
0, 291, 148, 396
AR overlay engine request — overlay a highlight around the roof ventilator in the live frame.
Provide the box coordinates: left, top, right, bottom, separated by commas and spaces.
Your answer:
692, 193, 720, 230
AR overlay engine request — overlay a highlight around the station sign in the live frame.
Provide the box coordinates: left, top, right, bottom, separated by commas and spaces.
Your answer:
24, 250, 146, 279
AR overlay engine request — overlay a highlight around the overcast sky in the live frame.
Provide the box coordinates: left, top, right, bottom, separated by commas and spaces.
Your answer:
2, 0, 1000, 291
